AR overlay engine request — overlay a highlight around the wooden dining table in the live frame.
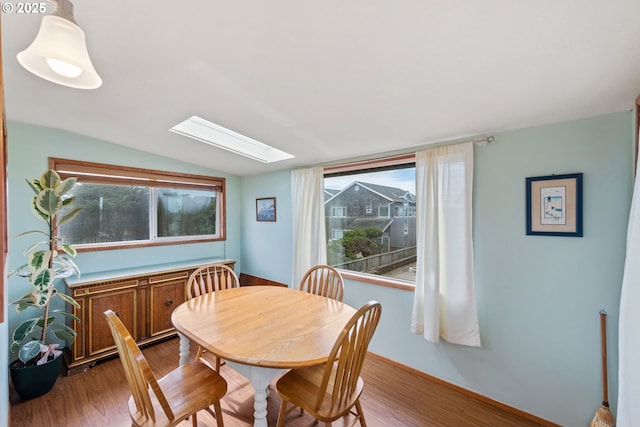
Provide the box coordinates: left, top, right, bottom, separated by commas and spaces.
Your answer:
171, 285, 357, 427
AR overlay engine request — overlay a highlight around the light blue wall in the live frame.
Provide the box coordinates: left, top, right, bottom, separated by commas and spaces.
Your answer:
239, 170, 293, 286
238, 112, 634, 427
4, 122, 242, 361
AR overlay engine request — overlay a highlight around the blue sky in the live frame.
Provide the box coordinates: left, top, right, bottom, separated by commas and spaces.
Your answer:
325, 167, 415, 194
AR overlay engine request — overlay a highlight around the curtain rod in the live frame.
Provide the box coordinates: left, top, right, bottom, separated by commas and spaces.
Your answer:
472, 136, 495, 145
323, 135, 495, 174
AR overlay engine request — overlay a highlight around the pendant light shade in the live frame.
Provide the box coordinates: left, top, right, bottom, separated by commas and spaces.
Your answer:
17, 0, 101, 89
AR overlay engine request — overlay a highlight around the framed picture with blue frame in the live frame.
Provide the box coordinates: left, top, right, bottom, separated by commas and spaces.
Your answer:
526, 173, 583, 237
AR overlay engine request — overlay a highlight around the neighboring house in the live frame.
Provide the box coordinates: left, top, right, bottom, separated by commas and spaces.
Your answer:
325, 181, 416, 250
324, 188, 340, 201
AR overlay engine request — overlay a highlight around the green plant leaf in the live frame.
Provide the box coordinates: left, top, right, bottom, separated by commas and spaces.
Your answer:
39, 169, 61, 190
25, 177, 43, 194
55, 293, 81, 310
36, 316, 55, 328
29, 273, 54, 307
28, 250, 51, 276
55, 177, 77, 197
58, 244, 78, 257
52, 328, 77, 343
50, 321, 77, 339
21, 239, 49, 258
15, 230, 49, 239
54, 256, 80, 278
19, 341, 44, 364
30, 196, 50, 222
52, 309, 80, 322
11, 293, 38, 312
31, 268, 53, 291
8, 263, 29, 278
35, 188, 62, 217
12, 318, 39, 346
58, 207, 82, 227
62, 196, 76, 206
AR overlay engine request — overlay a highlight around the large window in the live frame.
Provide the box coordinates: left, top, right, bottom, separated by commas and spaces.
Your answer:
50, 158, 225, 250
324, 155, 416, 283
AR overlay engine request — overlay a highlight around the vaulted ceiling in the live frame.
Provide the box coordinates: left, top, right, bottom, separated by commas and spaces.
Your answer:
3, 1, 640, 176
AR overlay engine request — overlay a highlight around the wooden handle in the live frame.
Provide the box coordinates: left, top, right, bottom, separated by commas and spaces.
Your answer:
600, 311, 609, 404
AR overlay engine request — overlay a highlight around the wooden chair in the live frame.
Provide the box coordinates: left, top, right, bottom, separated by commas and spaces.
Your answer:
275, 301, 382, 427
186, 263, 240, 371
104, 309, 227, 427
186, 263, 240, 298
299, 264, 345, 301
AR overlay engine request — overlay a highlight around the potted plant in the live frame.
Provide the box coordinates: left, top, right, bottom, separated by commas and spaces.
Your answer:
8, 169, 82, 400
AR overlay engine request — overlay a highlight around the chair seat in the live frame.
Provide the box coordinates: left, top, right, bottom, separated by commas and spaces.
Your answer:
128, 361, 227, 427
276, 364, 364, 422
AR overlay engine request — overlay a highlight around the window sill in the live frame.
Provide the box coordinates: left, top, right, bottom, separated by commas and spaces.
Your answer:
338, 270, 415, 291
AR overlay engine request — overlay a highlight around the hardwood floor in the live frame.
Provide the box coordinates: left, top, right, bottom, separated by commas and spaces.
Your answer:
8, 338, 553, 427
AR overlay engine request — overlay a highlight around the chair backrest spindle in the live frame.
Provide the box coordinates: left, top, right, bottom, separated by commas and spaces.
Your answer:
299, 264, 345, 301
187, 264, 239, 299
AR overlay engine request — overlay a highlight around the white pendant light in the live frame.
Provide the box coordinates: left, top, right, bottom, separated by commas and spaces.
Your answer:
17, 0, 102, 89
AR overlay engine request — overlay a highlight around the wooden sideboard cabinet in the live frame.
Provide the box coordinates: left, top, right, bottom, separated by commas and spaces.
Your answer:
64, 258, 235, 375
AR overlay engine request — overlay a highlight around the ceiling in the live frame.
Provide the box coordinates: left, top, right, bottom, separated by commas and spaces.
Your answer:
3, 1, 640, 176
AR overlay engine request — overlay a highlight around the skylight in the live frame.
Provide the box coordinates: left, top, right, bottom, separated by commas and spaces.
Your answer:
170, 115, 295, 163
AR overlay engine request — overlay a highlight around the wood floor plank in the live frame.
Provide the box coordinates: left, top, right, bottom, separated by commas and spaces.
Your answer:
8, 338, 553, 426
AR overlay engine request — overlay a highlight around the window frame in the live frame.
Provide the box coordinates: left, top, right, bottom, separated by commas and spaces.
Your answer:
331, 206, 347, 217
49, 157, 226, 252
324, 153, 416, 291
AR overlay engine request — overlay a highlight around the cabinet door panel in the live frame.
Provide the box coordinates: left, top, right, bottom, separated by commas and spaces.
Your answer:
88, 289, 136, 356
150, 280, 185, 336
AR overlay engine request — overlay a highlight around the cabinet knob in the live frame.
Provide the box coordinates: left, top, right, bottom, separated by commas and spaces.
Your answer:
165, 298, 173, 307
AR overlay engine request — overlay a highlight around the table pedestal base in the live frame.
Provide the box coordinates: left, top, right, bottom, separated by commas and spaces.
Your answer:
226, 361, 285, 427
176, 333, 285, 427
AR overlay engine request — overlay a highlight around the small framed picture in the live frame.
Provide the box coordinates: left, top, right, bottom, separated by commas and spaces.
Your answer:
526, 173, 583, 237
256, 197, 276, 222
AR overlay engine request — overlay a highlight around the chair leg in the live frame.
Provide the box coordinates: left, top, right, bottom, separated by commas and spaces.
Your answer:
191, 412, 198, 427
213, 401, 224, 427
355, 399, 367, 427
276, 401, 288, 427
215, 356, 221, 372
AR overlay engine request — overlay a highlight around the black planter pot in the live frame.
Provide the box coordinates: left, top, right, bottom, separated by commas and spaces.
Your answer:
9, 354, 63, 400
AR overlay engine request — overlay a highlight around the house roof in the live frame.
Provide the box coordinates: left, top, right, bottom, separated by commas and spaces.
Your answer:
345, 218, 393, 232
356, 182, 414, 203
326, 181, 414, 204
324, 188, 340, 201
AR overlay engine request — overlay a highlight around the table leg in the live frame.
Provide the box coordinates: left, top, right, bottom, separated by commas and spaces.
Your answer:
226, 361, 284, 427
177, 332, 191, 366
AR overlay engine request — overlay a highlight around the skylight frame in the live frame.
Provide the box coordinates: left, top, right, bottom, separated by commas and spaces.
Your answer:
170, 115, 295, 163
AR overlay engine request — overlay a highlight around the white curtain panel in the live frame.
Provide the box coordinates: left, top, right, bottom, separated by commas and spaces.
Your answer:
617, 154, 640, 427
291, 167, 327, 286
411, 141, 481, 347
